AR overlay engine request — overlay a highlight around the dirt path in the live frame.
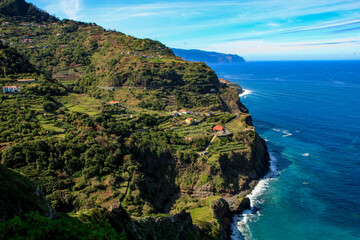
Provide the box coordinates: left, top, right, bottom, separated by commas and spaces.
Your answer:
225, 113, 240, 128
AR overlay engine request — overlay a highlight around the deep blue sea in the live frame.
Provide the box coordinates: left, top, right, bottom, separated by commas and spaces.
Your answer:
208, 61, 360, 240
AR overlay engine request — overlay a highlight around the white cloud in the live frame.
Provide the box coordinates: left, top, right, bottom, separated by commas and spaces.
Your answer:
267, 23, 280, 28
206, 37, 360, 60
60, 0, 81, 19
44, 0, 82, 20
132, 12, 160, 17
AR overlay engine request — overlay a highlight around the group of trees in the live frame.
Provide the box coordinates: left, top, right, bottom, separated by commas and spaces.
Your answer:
0, 99, 44, 142
0, 91, 189, 216
0, 41, 36, 76
0, 0, 58, 23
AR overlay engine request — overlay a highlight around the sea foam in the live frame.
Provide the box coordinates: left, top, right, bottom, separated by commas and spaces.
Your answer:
231, 153, 279, 240
282, 130, 292, 137
239, 89, 252, 97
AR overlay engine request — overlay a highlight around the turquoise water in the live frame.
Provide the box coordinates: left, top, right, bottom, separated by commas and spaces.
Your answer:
209, 61, 360, 240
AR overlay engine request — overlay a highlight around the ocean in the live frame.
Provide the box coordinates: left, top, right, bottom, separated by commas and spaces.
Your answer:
208, 61, 360, 240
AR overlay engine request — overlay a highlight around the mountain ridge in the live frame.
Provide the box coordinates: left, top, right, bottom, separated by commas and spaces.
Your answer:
0, 0, 57, 22
172, 48, 245, 63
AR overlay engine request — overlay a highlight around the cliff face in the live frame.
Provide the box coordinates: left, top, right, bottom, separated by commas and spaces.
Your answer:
135, 211, 201, 240
220, 86, 249, 113
77, 203, 205, 240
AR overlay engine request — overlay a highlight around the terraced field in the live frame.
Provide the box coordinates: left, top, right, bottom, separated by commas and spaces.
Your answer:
58, 93, 104, 116
172, 122, 213, 139
208, 138, 245, 153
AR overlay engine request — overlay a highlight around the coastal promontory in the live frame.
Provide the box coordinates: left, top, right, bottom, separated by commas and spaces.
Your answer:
172, 48, 245, 63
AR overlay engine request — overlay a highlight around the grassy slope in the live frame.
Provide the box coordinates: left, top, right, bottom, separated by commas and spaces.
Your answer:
0, 17, 219, 90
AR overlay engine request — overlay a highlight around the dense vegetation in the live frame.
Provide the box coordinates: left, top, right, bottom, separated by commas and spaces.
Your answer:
0, 1, 269, 239
0, 41, 36, 75
0, 0, 57, 22
1, 10, 218, 89
0, 211, 124, 240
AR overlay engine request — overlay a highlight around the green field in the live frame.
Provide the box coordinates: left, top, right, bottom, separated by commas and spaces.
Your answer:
226, 114, 253, 134
208, 138, 245, 153
59, 93, 104, 116
39, 122, 65, 133
172, 122, 213, 139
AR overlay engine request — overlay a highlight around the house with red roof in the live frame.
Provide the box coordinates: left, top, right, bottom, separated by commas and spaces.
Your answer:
185, 118, 194, 125
219, 78, 229, 84
108, 101, 120, 106
213, 125, 224, 132
179, 109, 190, 115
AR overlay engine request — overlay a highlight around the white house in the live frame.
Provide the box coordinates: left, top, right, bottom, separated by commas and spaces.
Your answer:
3, 85, 21, 93
179, 109, 190, 115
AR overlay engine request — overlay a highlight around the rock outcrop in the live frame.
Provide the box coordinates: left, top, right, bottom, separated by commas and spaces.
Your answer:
136, 210, 201, 240
211, 198, 233, 239
232, 197, 251, 213
80, 202, 203, 240
220, 86, 249, 113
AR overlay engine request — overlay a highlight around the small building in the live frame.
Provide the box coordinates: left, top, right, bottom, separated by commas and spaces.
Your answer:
198, 151, 209, 156
108, 101, 120, 106
18, 78, 37, 83
185, 118, 194, 125
179, 109, 189, 115
3, 85, 21, 93
172, 111, 180, 117
213, 125, 224, 133
210, 88, 216, 92
56, 33, 61, 37
219, 78, 228, 84
205, 112, 213, 117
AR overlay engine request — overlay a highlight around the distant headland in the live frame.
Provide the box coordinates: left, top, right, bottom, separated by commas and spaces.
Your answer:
172, 48, 245, 63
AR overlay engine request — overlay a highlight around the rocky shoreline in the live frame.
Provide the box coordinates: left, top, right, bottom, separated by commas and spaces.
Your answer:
213, 79, 270, 239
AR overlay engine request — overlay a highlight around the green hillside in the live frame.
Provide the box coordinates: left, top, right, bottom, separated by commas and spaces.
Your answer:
0, 6, 218, 89
0, 1, 269, 239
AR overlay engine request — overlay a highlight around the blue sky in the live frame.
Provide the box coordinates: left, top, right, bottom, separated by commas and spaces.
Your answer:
29, 0, 360, 60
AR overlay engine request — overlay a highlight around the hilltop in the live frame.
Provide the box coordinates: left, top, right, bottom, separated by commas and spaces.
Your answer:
0, 3, 219, 90
0, 0, 57, 22
0, 1, 269, 239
